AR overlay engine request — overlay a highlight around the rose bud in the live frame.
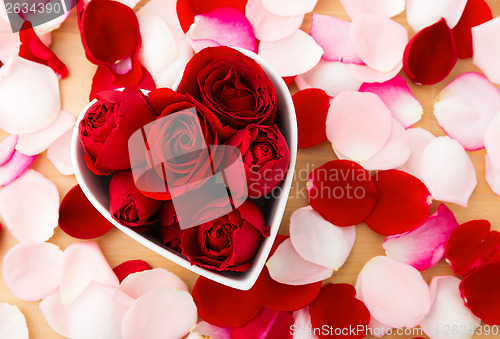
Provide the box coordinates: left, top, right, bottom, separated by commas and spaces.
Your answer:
178, 46, 277, 131
226, 124, 290, 198
79, 87, 156, 175
159, 201, 183, 252
180, 201, 269, 272
109, 170, 162, 227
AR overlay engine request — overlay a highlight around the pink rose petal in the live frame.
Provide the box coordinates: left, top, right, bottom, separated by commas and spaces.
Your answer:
60, 242, 120, 304
246, 0, 304, 42
485, 155, 500, 196
260, 0, 318, 16
309, 14, 362, 64
485, 112, 500, 170
291, 307, 319, 339
326, 91, 393, 163
295, 60, 362, 97
0, 303, 28, 339
290, 206, 355, 269
473, 17, 500, 84
420, 276, 481, 339
0, 169, 58, 242
383, 204, 459, 271
186, 7, 257, 53
357, 256, 431, 328
397, 128, 436, 180
258, 30, 323, 77
359, 76, 423, 128
0, 151, 36, 187
119, 268, 188, 299
0, 135, 18, 166
0, 56, 60, 134
122, 287, 197, 339
266, 238, 333, 285
434, 72, 500, 151
348, 62, 402, 83
47, 129, 74, 175
406, 0, 468, 32
40, 291, 70, 337
232, 307, 294, 339
2, 242, 63, 301
15, 110, 75, 156
350, 14, 408, 72
339, 0, 405, 19
420, 137, 477, 206
188, 322, 231, 339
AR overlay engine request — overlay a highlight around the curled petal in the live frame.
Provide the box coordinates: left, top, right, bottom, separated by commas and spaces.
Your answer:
120, 268, 188, 299
292, 89, 330, 148
403, 19, 457, 85
260, 0, 318, 16
258, 30, 323, 77
347, 62, 402, 83
383, 204, 458, 271
397, 128, 437, 180
0, 151, 36, 187
0, 169, 58, 242
0, 135, 18, 166
485, 113, 500, 170
47, 129, 74, 175
339, 0, 405, 19
406, 0, 467, 32
486, 155, 500, 196
231, 307, 294, 339
420, 136, 477, 206
434, 72, 500, 151
113, 260, 152, 283
359, 76, 423, 128
0, 303, 28, 339
473, 17, 500, 84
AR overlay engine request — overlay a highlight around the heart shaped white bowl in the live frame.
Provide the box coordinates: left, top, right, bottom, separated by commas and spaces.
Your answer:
71, 48, 297, 290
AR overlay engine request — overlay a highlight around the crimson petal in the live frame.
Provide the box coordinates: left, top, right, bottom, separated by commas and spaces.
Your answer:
403, 18, 457, 85
90, 65, 155, 100
293, 89, 330, 148
113, 260, 152, 283
231, 307, 293, 339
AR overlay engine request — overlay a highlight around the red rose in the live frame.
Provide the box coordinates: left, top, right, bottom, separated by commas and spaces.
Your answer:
180, 201, 269, 272
109, 170, 162, 227
159, 201, 183, 252
79, 87, 156, 175
178, 46, 277, 130
226, 124, 290, 198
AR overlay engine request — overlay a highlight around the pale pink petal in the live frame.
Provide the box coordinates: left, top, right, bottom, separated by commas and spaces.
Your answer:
60, 242, 120, 304
66, 282, 132, 339
188, 322, 231, 339
348, 62, 402, 83
261, 0, 318, 16
0, 135, 18, 166
406, 0, 468, 32
0, 56, 60, 134
258, 30, 323, 77
16, 110, 75, 156
188, 39, 221, 53
0, 169, 58, 242
119, 268, 188, 300
485, 112, 500, 169
122, 287, 197, 339
0, 151, 36, 187
326, 91, 393, 162
0, 18, 21, 62
434, 73, 500, 151
47, 129, 74, 175
420, 137, 477, 206
289, 206, 355, 269
485, 155, 500, 196
2, 242, 63, 301
340, 0, 405, 19
186, 8, 257, 53
292, 307, 319, 339
0, 303, 28, 339
266, 238, 333, 285
420, 276, 481, 339
357, 256, 431, 328
295, 60, 362, 97
473, 17, 500, 84
108, 57, 133, 75
397, 128, 436, 179
359, 120, 411, 171
309, 14, 362, 64
350, 14, 408, 72
359, 76, 423, 128
40, 291, 70, 338
246, 0, 304, 42
383, 204, 458, 271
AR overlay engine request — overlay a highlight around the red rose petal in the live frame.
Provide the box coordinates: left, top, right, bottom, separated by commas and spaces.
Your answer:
403, 18, 457, 85
309, 284, 371, 339
365, 170, 432, 236
58, 185, 114, 239
445, 220, 500, 277
460, 256, 500, 325
231, 307, 294, 339
113, 260, 152, 283
192, 276, 263, 327
292, 88, 330, 148
176, 0, 248, 33
283, 76, 296, 86
452, 0, 492, 59
307, 160, 378, 226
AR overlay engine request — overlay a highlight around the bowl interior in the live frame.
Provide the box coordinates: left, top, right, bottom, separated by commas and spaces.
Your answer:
71, 48, 297, 290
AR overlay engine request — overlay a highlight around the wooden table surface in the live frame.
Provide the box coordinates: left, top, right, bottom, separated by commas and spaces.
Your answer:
1, 0, 499, 338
